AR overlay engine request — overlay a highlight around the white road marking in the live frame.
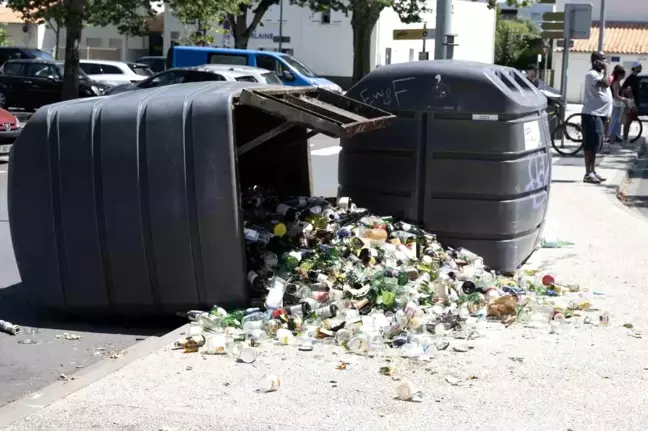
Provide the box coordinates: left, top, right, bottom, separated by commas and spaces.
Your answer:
311, 146, 342, 156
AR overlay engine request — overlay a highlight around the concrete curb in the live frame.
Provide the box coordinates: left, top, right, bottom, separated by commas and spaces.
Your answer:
0, 323, 189, 429
616, 139, 648, 205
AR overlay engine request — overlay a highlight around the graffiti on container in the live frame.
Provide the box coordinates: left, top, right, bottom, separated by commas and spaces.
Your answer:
525, 152, 550, 209
359, 77, 415, 108
430, 74, 451, 100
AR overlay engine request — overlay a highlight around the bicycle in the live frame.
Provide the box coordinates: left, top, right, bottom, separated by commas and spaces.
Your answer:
548, 98, 587, 156
565, 111, 643, 144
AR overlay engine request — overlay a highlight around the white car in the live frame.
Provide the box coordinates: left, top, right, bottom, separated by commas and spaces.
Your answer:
197, 64, 283, 85
105, 66, 280, 95
79, 60, 153, 86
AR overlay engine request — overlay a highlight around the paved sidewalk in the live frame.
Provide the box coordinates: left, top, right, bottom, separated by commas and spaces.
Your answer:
2, 145, 648, 431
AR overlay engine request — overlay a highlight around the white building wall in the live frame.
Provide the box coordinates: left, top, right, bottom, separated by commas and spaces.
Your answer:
554, 51, 648, 103
375, 0, 496, 66
163, 0, 494, 79
5, 23, 39, 47
556, 0, 648, 22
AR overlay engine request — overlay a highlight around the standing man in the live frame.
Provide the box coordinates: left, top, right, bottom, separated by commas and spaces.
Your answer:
526, 64, 540, 87
621, 60, 642, 144
581, 51, 612, 184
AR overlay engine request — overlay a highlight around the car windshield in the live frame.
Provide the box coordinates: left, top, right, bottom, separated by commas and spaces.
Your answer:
56, 64, 90, 80
279, 54, 316, 78
25, 49, 55, 61
262, 72, 283, 85
128, 63, 154, 76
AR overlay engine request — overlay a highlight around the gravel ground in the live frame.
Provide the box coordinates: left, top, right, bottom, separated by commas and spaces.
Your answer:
3, 145, 648, 431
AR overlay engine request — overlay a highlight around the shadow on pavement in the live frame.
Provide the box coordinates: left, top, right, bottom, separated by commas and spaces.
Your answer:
0, 283, 183, 337
624, 195, 648, 209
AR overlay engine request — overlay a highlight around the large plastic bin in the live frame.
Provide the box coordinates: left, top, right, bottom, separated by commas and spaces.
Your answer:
339, 60, 551, 273
8, 82, 394, 315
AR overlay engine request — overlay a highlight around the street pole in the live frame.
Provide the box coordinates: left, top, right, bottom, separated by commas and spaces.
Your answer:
422, 23, 427, 56
434, 0, 452, 59
598, 0, 606, 52
278, 0, 284, 52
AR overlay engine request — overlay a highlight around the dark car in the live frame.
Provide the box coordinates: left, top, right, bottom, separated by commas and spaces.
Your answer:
0, 59, 111, 111
136, 56, 166, 73
0, 47, 55, 66
104, 66, 257, 95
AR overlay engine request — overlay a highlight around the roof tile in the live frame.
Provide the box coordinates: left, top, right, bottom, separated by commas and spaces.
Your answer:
570, 22, 648, 55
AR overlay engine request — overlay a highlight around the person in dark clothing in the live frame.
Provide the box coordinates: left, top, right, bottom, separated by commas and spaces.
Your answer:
621, 61, 642, 143
526, 64, 540, 87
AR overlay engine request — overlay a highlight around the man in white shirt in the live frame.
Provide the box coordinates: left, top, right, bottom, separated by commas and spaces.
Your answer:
581, 51, 613, 184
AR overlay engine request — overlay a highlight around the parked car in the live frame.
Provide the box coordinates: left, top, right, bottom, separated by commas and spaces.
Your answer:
136, 56, 166, 73
168, 46, 343, 93
0, 59, 111, 110
105, 65, 278, 95
197, 65, 283, 85
79, 60, 153, 86
0, 108, 21, 156
0, 47, 55, 66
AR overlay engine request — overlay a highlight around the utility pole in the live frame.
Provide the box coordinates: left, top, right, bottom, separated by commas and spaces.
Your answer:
278, 0, 284, 52
434, 0, 452, 59
598, 0, 606, 52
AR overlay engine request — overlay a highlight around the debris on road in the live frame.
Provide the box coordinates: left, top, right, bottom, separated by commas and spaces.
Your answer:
259, 374, 281, 393
171, 191, 613, 387
56, 333, 82, 341
0, 319, 22, 335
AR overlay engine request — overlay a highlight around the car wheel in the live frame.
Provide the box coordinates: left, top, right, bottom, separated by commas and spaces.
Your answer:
0, 91, 8, 109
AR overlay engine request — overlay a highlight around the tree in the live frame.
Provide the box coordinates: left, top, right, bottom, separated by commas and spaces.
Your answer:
0, 26, 8, 47
58, 0, 157, 100
7, 0, 65, 59
494, 14, 542, 69
167, 0, 248, 46
227, 0, 275, 49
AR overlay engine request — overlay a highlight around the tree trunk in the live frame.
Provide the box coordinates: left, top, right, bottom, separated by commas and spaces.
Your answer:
62, 0, 85, 100
54, 26, 61, 59
231, 12, 249, 49
351, 8, 380, 83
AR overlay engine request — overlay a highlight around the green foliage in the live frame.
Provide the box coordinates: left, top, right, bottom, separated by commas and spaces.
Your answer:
0, 26, 8, 47
6, 0, 66, 27
168, 0, 249, 46
86, 0, 158, 36
495, 14, 542, 69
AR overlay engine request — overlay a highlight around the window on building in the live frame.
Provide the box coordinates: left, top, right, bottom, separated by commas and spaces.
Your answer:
108, 38, 122, 49
170, 31, 180, 41
85, 37, 102, 47
321, 9, 331, 24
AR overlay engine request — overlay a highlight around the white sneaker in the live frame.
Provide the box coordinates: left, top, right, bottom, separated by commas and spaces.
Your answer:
593, 172, 607, 182
583, 173, 601, 184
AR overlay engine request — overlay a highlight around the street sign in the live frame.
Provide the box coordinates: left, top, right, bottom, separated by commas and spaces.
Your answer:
418, 52, 429, 61
541, 22, 563, 31
541, 30, 564, 39
272, 36, 290, 43
564, 3, 593, 40
556, 39, 575, 48
542, 12, 564, 21
393, 28, 434, 40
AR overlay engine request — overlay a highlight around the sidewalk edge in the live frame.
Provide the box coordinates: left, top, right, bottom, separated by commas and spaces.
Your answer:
0, 324, 189, 429
616, 140, 648, 204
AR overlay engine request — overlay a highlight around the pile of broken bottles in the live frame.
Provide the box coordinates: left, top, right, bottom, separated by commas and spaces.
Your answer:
175, 188, 606, 359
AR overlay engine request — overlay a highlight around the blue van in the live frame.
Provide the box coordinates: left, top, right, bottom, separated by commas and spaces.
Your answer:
168, 46, 343, 93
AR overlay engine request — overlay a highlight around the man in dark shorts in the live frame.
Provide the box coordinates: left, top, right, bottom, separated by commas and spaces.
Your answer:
621, 60, 642, 143
581, 51, 612, 184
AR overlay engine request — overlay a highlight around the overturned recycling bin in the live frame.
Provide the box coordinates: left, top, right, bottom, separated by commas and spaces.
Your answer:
339, 60, 551, 274
8, 82, 394, 315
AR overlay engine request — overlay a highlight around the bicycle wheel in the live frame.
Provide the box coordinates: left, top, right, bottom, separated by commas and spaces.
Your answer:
564, 113, 584, 142
551, 122, 584, 156
629, 118, 643, 143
